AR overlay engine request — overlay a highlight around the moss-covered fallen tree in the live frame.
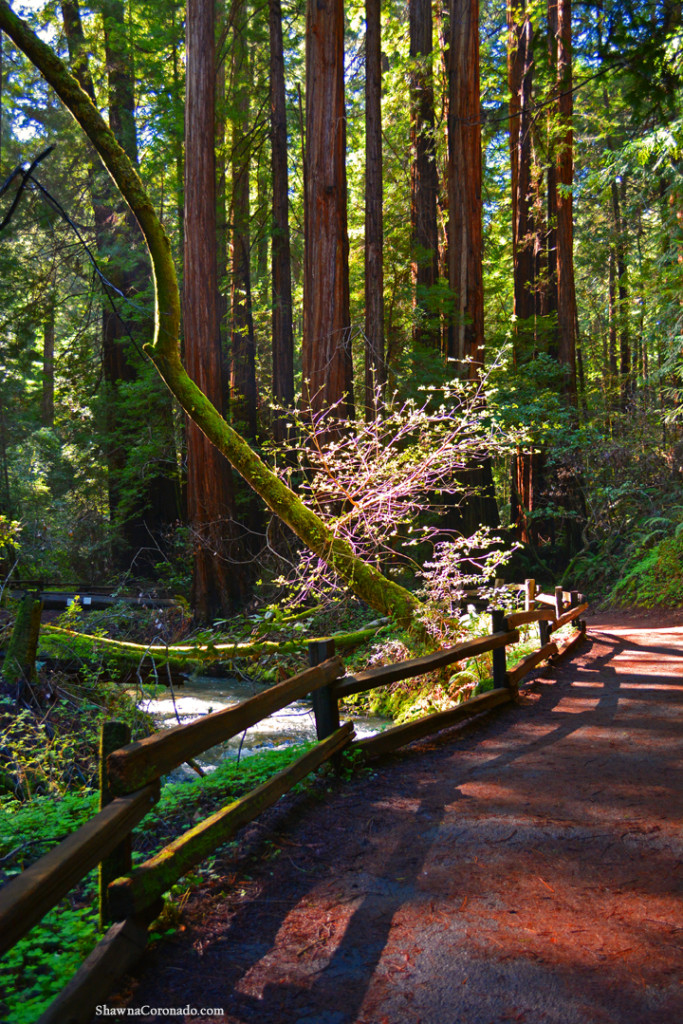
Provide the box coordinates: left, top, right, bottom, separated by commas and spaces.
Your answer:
40, 622, 389, 671
0, 2, 422, 629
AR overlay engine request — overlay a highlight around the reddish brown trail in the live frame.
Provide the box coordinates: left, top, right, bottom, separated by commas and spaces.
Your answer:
102, 613, 683, 1024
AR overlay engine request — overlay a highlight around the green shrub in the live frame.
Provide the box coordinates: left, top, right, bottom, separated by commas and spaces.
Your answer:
611, 530, 683, 607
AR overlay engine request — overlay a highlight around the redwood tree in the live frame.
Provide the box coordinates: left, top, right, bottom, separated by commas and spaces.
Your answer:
547, 0, 577, 399
303, 0, 353, 417
507, 0, 545, 544
447, 0, 499, 533
229, 0, 257, 440
364, 0, 385, 418
184, 0, 243, 620
409, 0, 439, 350
507, 0, 539, 337
269, 0, 294, 439
448, 0, 483, 375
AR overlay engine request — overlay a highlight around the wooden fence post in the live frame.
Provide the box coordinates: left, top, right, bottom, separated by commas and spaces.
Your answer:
539, 618, 551, 646
572, 591, 587, 633
555, 586, 564, 619
491, 610, 508, 689
524, 578, 536, 611
99, 721, 131, 930
308, 640, 340, 741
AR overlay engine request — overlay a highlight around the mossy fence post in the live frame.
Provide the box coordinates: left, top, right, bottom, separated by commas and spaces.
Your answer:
308, 639, 340, 740
99, 721, 132, 929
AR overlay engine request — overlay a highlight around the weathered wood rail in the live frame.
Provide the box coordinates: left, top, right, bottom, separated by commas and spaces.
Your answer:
0, 580, 587, 1024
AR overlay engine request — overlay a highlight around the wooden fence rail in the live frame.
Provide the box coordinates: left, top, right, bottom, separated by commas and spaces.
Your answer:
0, 578, 588, 1024
108, 723, 354, 920
331, 630, 519, 700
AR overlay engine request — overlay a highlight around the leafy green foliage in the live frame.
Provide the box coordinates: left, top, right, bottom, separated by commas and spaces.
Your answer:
0, 738, 319, 1023
610, 527, 683, 607
0, 899, 99, 1024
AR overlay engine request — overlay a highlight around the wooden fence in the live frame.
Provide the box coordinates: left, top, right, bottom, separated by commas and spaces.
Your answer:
0, 579, 588, 1024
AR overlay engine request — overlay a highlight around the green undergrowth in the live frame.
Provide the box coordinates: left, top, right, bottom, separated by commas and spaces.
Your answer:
341, 614, 551, 723
0, 741, 331, 1024
0, 688, 154, 803
609, 528, 683, 608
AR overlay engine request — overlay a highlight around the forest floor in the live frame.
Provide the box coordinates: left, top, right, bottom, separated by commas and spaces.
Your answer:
99, 608, 683, 1024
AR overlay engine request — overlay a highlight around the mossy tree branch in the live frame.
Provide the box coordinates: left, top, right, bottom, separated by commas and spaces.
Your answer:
0, 2, 420, 626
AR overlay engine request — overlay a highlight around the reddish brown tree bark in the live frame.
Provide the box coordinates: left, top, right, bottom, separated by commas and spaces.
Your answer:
364, 0, 385, 418
409, 0, 440, 350
447, 0, 499, 533
548, 0, 577, 399
507, 0, 538, 335
269, 0, 294, 439
507, 0, 545, 544
185, 0, 243, 620
448, 0, 483, 376
230, 0, 257, 440
510, 0, 583, 548
303, 0, 353, 417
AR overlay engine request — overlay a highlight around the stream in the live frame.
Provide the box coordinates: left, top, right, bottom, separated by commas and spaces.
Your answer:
138, 674, 391, 778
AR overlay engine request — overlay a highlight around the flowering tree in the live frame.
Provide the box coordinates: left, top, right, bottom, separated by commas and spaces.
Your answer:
269, 378, 522, 609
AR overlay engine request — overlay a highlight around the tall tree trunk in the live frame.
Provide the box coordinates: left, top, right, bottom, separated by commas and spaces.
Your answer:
364, 0, 385, 417
230, 0, 257, 440
409, 0, 440, 350
608, 244, 618, 395
303, 0, 353, 417
448, 0, 483, 375
101, 0, 138, 165
549, 0, 584, 554
170, 6, 185, 255
547, 0, 577, 399
215, 0, 228, 374
185, 0, 243, 620
611, 176, 630, 405
507, 0, 538, 337
508, 0, 544, 544
269, 0, 294, 440
447, 0, 499, 533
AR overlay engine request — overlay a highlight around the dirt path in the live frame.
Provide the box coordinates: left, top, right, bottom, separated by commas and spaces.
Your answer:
103, 615, 683, 1024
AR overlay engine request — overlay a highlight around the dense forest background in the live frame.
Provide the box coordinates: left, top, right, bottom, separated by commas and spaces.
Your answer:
1, 0, 682, 619
0, 7, 682, 1016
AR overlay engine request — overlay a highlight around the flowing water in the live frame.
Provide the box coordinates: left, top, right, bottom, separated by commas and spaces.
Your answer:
139, 674, 391, 777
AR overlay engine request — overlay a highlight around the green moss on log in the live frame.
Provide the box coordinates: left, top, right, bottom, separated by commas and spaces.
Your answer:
2, 595, 43, 691
40, 622, 388, 668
